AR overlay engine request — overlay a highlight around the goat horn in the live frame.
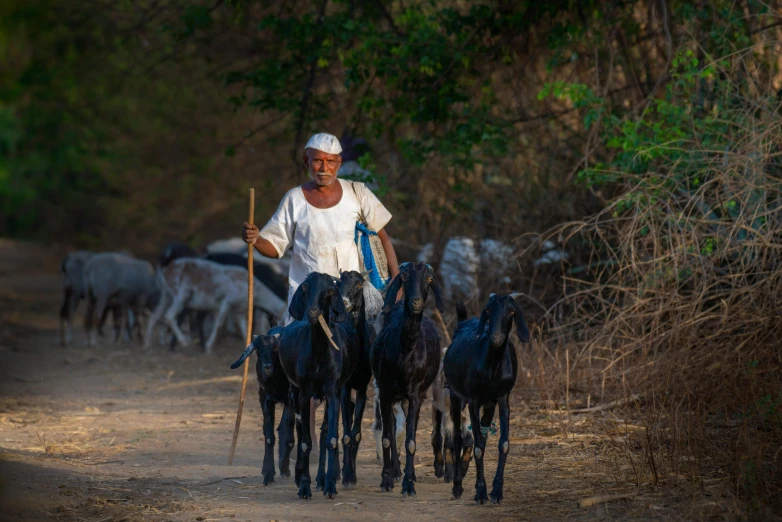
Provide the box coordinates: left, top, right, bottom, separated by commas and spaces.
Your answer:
509, 292, 524, 299
360, 268, 374, 277
317, 315, 340, 351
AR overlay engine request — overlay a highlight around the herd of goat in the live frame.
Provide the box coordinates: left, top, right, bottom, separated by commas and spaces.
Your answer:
230, 262, 529, 504
58, 238, 530, 504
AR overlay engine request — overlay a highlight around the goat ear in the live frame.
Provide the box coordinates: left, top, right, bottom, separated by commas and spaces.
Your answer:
288, 283, 307, 321
382, 273, 403, 313
477, 307, 489, 335
514, 306, 530, 343
330, 290, 349, 323
430, 274, 445, 313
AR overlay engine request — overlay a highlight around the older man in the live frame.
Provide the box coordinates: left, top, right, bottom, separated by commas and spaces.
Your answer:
242, 133, 400, 451
242, 132, 400, 308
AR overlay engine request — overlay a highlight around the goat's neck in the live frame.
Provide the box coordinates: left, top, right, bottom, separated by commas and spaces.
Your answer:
400, 309, 423, 350
309, 318, 333, 356
354, 303, 369, 342
481, 334, 510, 373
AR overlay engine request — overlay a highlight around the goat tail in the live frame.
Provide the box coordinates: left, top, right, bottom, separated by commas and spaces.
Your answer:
230, 338, 257, 369
455, 302, 468, 323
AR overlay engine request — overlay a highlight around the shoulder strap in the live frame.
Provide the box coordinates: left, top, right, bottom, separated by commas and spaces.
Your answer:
350, 181, 368, 224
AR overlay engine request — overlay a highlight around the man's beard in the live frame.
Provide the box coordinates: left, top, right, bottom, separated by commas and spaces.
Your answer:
310, 168, 336, 187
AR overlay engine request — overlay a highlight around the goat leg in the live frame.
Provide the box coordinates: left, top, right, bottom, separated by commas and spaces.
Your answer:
340, 387, 356, 487
450, 396, 465, 500
296, 391, 313, 500
431, 406, 445, 479
378, 394, 396, 492
390, 403, 403, 482
468, 401, 488, 504
277, 402, 294, 477
460, 409, 474, 477
442, 405, 456, 483
401, 395, 422, 497
490, 395, 510, 504
315, 401, 328, 491
260, 395, 276, 486
291, 388, 304, 488
323, 391, 340, 499
349, 388, 368, 486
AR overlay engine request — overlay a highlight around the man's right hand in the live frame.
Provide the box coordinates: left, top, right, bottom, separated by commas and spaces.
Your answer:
242, 222, 259, 245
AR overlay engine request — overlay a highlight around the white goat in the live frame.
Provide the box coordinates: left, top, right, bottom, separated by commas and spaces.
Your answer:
83, 253, 158, 347
145, 258, 285, 353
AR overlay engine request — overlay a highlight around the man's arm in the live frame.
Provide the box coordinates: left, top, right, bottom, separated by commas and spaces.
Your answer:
377, 228, 399, 279
242, 222, 281, 259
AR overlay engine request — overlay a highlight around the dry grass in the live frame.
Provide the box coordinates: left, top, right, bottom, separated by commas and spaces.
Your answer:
512, 73, 782, 517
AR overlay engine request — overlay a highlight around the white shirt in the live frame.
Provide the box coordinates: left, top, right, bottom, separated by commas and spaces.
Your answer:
259, 179, 392, 308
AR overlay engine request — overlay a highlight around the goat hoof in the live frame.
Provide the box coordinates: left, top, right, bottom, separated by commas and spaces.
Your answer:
379, 473, 395, 492
490, 478, 503, 504
444, 464, 454, 483
315, 471, 325, 491
434, 461, 444, 479
323, 475, 338, 499
452, 484, 464, 500
401, 475, 416, 497
298, 481, 312, 500
262, 472, 275, 486
474, 482, 489, 504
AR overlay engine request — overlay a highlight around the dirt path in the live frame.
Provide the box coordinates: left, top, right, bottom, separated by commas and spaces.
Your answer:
0, 239, 723, 521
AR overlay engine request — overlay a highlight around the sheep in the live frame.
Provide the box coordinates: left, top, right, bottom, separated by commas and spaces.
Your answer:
83, 253, 159, 347
229, 326, 294, 485
443, 294, 530, 504
276, 272, 358, 500
144, 258, 285, 353
336, 269, 379, 487
371, 261, 444, 496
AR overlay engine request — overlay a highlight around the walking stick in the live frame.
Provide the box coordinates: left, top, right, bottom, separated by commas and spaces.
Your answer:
432, 308, 452, 346
228, 188, 255, 465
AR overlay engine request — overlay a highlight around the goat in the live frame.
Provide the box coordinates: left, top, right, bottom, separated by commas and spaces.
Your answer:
159, 242, 198, 267
276, 272, 357, 500
444, 294, 529, 504
371, 261, 444, 496
230, 327, 294, 485
83, 253, 159, 347
336, 269, 380, 487
60, 251, 132, 345
431, 351, 474, 482
157, 243, 207, 349
145, 258, 285, 353
204, 252, 288, 302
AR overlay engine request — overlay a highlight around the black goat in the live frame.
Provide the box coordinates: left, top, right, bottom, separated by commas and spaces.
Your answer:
371, 261, 444, 496
230, 326, 294, 486
277, 272, 358, 500
159, 242, 198, 267
444, 294, 529, 504
336, 270, 376, 487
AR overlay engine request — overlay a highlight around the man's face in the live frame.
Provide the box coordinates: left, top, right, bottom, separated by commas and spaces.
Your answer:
304, 149, 341, 187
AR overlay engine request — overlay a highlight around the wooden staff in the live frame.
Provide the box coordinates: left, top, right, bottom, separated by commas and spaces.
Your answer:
432, 308, 452, 346
228, 188, 255, 465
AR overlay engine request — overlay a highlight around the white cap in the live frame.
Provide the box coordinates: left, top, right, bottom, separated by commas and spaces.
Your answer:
304, 133, 342, 155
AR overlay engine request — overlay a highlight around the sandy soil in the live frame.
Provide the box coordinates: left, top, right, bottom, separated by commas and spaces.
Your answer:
0, 238, 732, 521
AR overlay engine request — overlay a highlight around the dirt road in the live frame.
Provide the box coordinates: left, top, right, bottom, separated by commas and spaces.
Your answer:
0, 239, 726, 521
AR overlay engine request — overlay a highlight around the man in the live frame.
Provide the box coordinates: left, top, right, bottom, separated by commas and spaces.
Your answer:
242, 132, 400, 451
242, 132, 400, 308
